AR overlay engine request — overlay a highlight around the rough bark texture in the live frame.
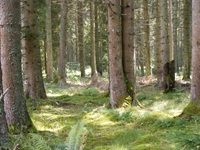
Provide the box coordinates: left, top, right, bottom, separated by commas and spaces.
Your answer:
160, 0, 171, 90
108, 0, 127, 108
155, 0, 162, 85
169, 0, 174, 61
46, 0, 53, 81
58, 0, 67, 87
163, 60, 175, 93
172, 0, 178, 73
78, 0, 85, 77
190, 0, 200, 105
182, 0, 191, 81
122, 0, 135, 105
143, 0, 151, 76
0, 30, 9, 146
0, 0, 33, 133
90, 0, 97, 78
21, 0, 47, 100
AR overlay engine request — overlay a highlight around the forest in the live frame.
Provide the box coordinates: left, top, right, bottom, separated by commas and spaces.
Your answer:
0, 0, 200, 150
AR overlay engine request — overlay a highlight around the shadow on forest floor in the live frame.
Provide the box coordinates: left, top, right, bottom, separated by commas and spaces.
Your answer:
9, 77, 200, 150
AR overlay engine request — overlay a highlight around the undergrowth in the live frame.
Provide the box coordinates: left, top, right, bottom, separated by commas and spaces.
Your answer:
8, 80, 200, 150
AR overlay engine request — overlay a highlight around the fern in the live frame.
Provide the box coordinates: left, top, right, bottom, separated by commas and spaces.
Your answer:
19, 133, 51, 150
67, 120, 88, 150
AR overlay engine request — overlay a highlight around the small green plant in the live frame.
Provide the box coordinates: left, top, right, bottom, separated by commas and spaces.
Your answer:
67, 120, 88, 150
171, 131, 200, 150
13, 133, 51, 150
81, 87, 100, 96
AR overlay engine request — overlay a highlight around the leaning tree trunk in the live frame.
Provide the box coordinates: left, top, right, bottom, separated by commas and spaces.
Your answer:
0, 0, 33, 133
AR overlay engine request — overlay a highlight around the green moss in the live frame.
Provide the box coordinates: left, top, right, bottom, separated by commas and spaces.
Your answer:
183, 101, 200, 116
133, 134, 160, 145
131, 144, 161, 150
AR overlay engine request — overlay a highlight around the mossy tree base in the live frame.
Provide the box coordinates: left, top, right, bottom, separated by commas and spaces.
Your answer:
179, 101, 200, 118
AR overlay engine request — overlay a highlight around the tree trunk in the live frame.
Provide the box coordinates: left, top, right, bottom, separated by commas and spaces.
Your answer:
0, 29, 9, 146
46, 0, 53, 81
58, 0, 67, 87
90, 0, 97, 83
182, 0, 191, 81
190, 0, 200, 105
169, 0, 174, 61
0, 0, 33, 133
160, 0, 174, 91
155, 0, 162, 85
108, 0, 127, 108
173, 0, 178, 73
143, 0, 151, 76
21, 0, 47, 100
182, 1, 200, 116
78, 0, 85, 77
122, 0, 135, 105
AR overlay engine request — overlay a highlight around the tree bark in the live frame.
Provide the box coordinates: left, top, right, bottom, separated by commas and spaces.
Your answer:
90, 0, 97, 83
182, 0, 191, 81
143, 0, 151, 76
122, 0, 135, 105
190, 0, 200, 105
78, 0, 85, 77
0, 29, 9, 146
58, 0, 67, 87
155, 0, 162, 85
46, 0, 53, 81
0, 0, 33, 133
21, 0, 47, 100
108, 0, 127, 108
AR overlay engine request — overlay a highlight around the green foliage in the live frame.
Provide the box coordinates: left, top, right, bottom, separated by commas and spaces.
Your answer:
67, 120, 88, 150
170, 131, 200, 150
12, 133, 51, 150
110, 109, 133, 123
81, 87, 100, 96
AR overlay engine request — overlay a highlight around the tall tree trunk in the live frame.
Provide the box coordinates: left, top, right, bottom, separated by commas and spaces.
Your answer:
182, 0, 200, 116
143, 0, 151, 76
108, 0, 135, 107
173, 0, 178, 73
58, 0, 67, 87
160, 0, 173, 92
108, 0, 127, 108
0, 0, 33, 133
0, 30, 9, 145
182, 0, 191, 81
46, 0, 53, 81
169, 0, 174, 61
90, 0, 97, 82
190, 0, 200, 104
21, 0, 47, 100
95, 1, 102, 76
78, 0, 85, 77
122, 0, 135, 105
155, 0, 162, 85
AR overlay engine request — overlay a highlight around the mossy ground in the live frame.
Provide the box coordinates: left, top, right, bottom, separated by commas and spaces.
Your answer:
9, 76, 200, 150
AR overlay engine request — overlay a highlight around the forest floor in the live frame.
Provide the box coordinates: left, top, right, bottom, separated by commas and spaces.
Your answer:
10, 75, 200, 150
